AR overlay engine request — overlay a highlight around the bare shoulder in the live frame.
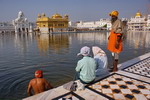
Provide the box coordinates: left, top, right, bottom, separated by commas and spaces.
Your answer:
42, 78, 50, 84
42, 78, 48, 82
30, 78, 36, 83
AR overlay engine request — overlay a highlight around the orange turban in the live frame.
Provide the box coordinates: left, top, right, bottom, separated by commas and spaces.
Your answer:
109, 11, 119, 17
35, 70, 43, 78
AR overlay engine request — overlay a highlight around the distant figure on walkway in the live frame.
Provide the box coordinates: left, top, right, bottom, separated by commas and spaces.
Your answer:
75, 46, 97, 84
107, 11, 123, 72
92, 46, 109, 77
27, 70, 53, 96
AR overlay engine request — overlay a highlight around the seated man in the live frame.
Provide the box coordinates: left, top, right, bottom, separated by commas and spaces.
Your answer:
27, 70, 53, 96
76, 46, 97, 84
92, 46, 109, 77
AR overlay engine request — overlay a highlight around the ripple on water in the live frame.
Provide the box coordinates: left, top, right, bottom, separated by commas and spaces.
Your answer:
0, 32, 150, 99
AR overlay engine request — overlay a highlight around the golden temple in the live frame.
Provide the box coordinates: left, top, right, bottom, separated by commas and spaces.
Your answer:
135, 11, 142, 17
36, 13, 69, 33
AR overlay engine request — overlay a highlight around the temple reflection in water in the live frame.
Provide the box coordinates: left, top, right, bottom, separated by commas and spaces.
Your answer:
36, 34, 70, 55
36, 32, 110, 55
125, 31, 150, 49
0, 32, 150, 56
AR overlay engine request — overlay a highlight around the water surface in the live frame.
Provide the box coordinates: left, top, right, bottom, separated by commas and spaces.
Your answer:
0, 31, 150, 99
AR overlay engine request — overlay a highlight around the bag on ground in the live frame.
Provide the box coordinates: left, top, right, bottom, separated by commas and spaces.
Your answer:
63, 81, 77, 91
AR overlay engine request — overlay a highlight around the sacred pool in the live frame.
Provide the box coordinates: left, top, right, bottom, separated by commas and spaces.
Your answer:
0, 31, 150, 99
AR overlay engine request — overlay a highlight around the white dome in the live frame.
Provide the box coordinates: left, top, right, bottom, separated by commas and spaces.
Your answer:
18, 11, 24, 18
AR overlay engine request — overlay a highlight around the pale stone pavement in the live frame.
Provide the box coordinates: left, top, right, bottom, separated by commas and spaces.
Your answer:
23, 52, 150, 100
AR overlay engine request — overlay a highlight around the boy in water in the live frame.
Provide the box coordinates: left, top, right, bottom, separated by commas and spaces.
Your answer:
27, 70, 53, 96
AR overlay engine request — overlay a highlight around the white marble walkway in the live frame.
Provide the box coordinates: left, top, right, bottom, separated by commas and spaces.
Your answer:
23, 52, 150, 100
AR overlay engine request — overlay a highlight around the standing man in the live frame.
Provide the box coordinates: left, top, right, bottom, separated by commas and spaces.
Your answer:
107, 11, 123, 72
27, 70, 53, 96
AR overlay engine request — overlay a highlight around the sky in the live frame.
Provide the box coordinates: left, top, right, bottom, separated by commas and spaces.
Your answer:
0, 0, 149, 22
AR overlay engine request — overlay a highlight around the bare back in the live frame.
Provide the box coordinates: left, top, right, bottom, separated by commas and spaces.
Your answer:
27, 78, 52, 96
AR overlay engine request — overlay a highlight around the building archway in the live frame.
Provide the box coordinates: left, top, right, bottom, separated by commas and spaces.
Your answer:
22, 28, 25, 32
49, 28, 51, 33
26, 28, 28, 33
18, 28, 21, 32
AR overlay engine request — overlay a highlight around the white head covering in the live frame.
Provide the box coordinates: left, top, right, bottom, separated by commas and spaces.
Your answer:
77, 46, 90, 56
92, 46, 106, 56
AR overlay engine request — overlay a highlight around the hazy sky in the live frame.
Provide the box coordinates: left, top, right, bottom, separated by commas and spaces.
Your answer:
0, 0, 149, 22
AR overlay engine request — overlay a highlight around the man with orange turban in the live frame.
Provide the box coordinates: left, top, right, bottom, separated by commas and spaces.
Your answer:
108, 11, 123, 72
27, 70, 53, 96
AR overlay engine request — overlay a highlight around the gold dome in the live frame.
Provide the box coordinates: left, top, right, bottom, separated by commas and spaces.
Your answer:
38, 14, 41, 18
42, 13, 46, 17
64, 14, 69, 19
64, 14, 68, 17
135, 11, 142, 17
51, 13, 62, 19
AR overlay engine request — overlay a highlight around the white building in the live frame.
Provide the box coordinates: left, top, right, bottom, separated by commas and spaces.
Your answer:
68, 21, 77, 28
0, 22, 15, 33
0, 11, 34, 33
76, 19, 111, 30
12, 11, 33, 33
147, 15, 150, 30
128, 11, 147, 31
